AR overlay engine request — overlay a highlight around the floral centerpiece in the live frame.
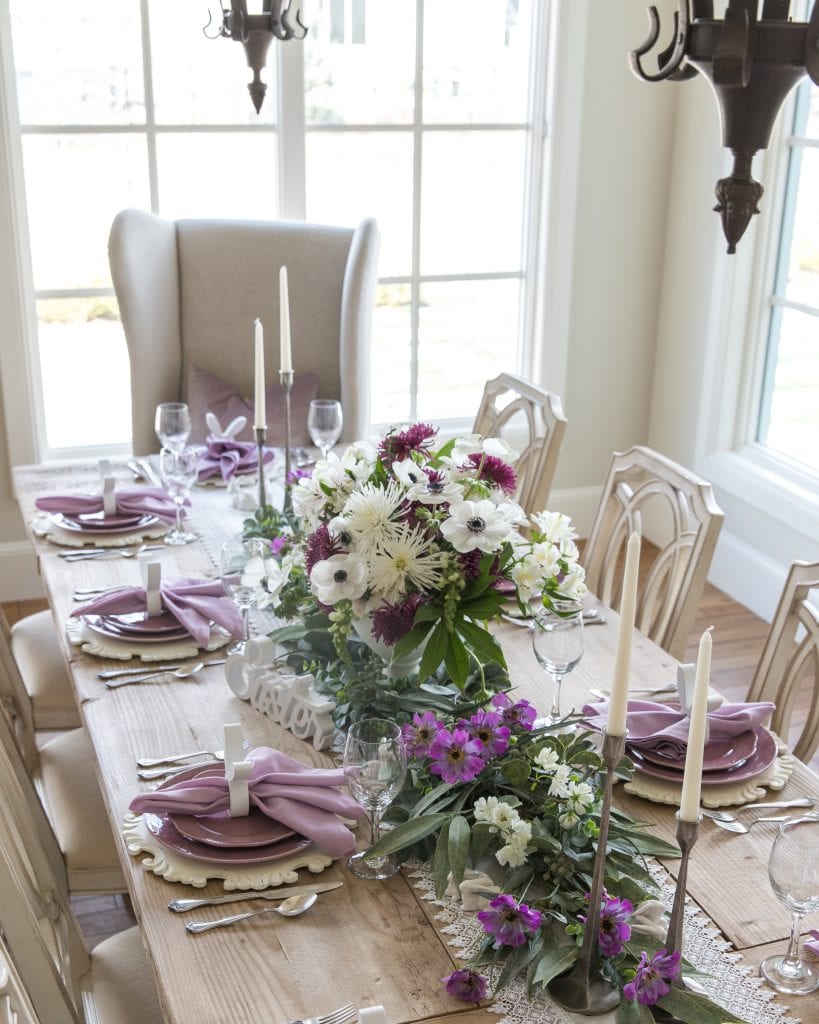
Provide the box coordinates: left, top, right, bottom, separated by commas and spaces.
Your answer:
243, 423, 586, 722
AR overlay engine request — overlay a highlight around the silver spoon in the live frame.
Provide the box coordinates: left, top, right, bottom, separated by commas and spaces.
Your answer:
701, 797, 815, 823
185, 891, 318, 934
711, 814, 795, 834
105, 661, 207, 689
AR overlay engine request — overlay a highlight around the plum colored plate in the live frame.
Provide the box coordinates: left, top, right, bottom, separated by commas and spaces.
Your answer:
628, 727, 776, 785
100, 610, 186, 636
143, 813, 312, 865
635, 728, 759, 773
54, 512, 159, 534
84, 615, 190, 644
62, 510, 146, 529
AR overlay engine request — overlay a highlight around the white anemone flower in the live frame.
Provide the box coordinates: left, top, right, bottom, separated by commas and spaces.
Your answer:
309, 552, 369, 605
450, 434, 484, 462
440, 499, 515, 553
392, 459, 428, 489
341, 480, 405, 552
405, 472, 464, 507
368, 524, 445, 601
451, 434, 519, 464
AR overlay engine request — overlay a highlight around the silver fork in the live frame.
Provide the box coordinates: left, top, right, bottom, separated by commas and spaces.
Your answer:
137, 748, 227, 767
279, 1004, 357, 1024
711, 814, 794, 834
701, 797, 815, 823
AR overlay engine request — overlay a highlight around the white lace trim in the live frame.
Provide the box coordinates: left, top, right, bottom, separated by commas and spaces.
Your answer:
408, 860, 799, 1024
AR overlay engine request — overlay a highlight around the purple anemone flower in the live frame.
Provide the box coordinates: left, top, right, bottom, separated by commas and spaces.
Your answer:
622, 949, 681, 1006
401, 711, 444, 758
490, 692, 537, 731
477, 894, 543, 948
428, 728, 485, 783
597, 894, 633, 957
460, 709, 511, 759
442, 968, 488, 1003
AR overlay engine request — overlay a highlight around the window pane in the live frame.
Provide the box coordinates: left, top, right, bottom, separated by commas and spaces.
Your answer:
11, 0, 145, 125
305, 0, 415, 124
306, 132, 413, 277
783, 147, 819, 310
371, 284, 412, 425
421, 131, 525, 275
417, 279, 521, 421
423, 0, 532, 125
805, 82, 819, 139
156, 134, 278, 219
36, 299, 132, 450
23, 135, 150, 291
148, 0, 275, 125
759, 307, 819, 474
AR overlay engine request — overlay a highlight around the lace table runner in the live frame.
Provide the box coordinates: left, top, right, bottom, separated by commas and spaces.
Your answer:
408, 861, 798, 1024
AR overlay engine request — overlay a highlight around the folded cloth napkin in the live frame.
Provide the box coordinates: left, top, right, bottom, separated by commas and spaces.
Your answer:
805, 929, 819, 958
197, 435, 275, 483
581, 698, 775, 759
35, 486, 183, 526
71, 577, 242, 648
130, 747, 364, 858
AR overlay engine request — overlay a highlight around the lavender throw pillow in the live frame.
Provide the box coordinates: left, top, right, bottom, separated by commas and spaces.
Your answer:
186, 363, 320, 445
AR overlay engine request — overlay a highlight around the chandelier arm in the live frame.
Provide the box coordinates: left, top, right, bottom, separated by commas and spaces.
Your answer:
279, 1, 297, 41
713, 1, 756, 88
229, 0, 249, 42
202, 8, 224, 40
630, 3, 691, 83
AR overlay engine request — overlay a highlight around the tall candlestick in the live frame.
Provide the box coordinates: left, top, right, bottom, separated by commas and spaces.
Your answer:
606, 531, 640, 736
279, 266, 292, 373
253, 318, 266, 429
679, 627, 713, 821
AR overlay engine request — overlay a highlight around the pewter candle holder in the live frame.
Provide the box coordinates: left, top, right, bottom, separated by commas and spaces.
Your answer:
279, 368, 294, 515
664, 811, 701, 976
255, 426, 267, 511
547, 730, 626, 1015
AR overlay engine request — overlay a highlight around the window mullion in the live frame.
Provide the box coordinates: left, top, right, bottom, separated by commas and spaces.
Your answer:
140, 0, 159, 213
409, 0, 424, 422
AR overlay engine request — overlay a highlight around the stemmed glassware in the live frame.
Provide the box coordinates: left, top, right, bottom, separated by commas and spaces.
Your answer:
760, 814, 819, 994
155, 402, 192, 453
158, 446, 198, 545
307, 400, 343, 459
219, 537, 267, 655
343, 718, 407, 880
532, 601, 585, 727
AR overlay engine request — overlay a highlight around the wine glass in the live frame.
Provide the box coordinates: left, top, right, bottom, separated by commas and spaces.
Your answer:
760, 815, 819, 994
220, 537, 267, 654
307, 399, 343, 459
532, 601, 585, 728
343, 718, 407, 880
158, 446, 198, 545
155, 402, 192, 453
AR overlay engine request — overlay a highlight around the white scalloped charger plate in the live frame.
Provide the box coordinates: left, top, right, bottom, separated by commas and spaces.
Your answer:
32, 514, 169, 549
65, 617, 231, 662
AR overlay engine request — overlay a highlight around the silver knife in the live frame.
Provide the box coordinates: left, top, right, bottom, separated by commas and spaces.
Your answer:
167, 879, 343, 913
98, 660, 226, 680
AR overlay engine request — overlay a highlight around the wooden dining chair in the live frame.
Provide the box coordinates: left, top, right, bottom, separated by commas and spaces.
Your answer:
582, 445, 724, 661
0, 729, 162, 1024
746, 560, 819, 762
0, 656, 125, 895
472, 373, 568, 516
1, 607, 80, 729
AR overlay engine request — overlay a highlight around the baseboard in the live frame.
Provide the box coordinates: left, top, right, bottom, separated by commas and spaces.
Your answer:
707, 531, 786, 623
0, 540, 43, 601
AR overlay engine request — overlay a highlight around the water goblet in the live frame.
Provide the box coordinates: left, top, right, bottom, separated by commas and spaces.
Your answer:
219, 537, 267, 655
343, 718, 407, 880
760, 814, 819, 995
155, 402, 192, 453
532, 601, 585, 728
307, 399, 343, 459
158, 446, 198, 545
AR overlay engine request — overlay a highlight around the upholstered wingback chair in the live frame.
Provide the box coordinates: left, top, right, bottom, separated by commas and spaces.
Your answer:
109, 209, 380, 454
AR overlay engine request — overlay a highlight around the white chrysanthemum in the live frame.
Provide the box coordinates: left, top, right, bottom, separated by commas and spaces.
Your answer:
559, 565, 588, 602
309, 552, 369, 605
530, 510, 577, 545
440, 499, 514, 554
241, 556, 286, 610
368, 524, 445, 601
341, 480, 405, 552
534, 747, 560, 772
548, 763, 573, 798
392, 459, 427, 489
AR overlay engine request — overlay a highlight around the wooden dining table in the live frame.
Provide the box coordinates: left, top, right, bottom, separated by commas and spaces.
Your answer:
13, 458, 819, 1024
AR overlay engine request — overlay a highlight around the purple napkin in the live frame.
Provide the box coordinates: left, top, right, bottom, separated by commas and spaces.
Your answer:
806, 930, 819, 957
35, 487, 184, 526
197, 436, 275, 483
71, 577, 242, 648
581, 698, 775, 759
130, 747, 364, 858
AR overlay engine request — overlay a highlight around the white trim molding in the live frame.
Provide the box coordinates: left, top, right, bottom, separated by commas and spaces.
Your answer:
0, 541, 43, 601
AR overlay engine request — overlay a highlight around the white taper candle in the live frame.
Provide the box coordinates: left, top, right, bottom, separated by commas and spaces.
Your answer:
679, 627, 713, 821
279, 266, 292, 373
253, 318, 266, 429
606, 531, 640, 736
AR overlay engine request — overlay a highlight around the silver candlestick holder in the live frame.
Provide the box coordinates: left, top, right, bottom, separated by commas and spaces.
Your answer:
255, 426, 267, 511
664, 811, 701, 978
279, 368, 294, 515
547, 730, 626, 1015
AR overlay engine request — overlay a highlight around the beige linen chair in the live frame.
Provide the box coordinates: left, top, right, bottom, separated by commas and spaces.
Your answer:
583, 445, 724, 661
0, 725, 162, 1024
746, 560, 819, 762
109, 208, 380, 454
2, 608, 80, 729
472, 373, 568, 516
0, 646, 125, 894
